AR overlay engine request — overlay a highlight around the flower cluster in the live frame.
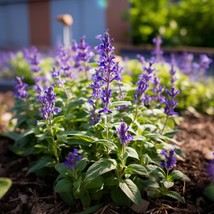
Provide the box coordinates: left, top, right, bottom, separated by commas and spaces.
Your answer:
56, 46, 73, 78
152, 35, 163, 61
88, 99, 100, 125
72, 36, 93, 73
134, 60, 155, 105
151, 75, 165, 104
64, 149, 82, 169
23, 47, 41, 73
90, 30, 122, 113
164, 61, 180, 116
116, 119, 133, 144
14, 76, 28, 99
39, 86, 61, 120
160, 148, 177, 169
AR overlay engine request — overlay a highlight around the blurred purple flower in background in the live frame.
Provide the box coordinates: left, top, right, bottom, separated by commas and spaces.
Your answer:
64, 148, 82, 169
55, 46, 73, 78
160, 148, 177, 169
199, 54, 212, 77
152, 35, 163, 61
14, 76, 28, 99
23, 47, 41, 73
72, 36, 94, 74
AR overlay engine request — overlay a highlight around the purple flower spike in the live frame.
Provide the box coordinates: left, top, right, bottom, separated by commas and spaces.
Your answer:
14, 76, 28, 99
134, 61, 155, 105
160, 148, 177, 169
56, 46, 73, 78
200, 54, 212, 70
116, 119, 133, 144
64, 149, 82, 170
39, 86, 61, 120
152, 75, 165, 104
23, 47, 41, 73
72, 36, 94, 73
90, 30, 122, 113
164, 59, 180, 116
152, 35, 163, 61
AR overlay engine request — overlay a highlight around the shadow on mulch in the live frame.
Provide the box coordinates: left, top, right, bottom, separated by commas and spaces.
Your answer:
0, 92, 214, 214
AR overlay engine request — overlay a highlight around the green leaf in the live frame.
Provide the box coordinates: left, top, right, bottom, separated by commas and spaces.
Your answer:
85, 176, 104, 190
111, 188, 132, 206
125, 164, 148, 176
28, 157, 56, 174
78, 204, 103, 214
111, 101, 132, 107
165, 191, 185, 203
91, 139, 118, 151
163, 181, 174, 188
80, 191, 91, 208
55, 163, 70, 176
170, 170, 190, 182
203, 185, 214, 201
85, 158, 117, 181
132, 136, 146, 141
75, 159, 87, 173
58, 192, 74, 206
55, 178, 73, 193
104, 175, 119, 186
58, 131, 96, 142
16, 128, 34, 141
0, 178, 12, 199
125, 147, 139, 160
119, 179, 141, 205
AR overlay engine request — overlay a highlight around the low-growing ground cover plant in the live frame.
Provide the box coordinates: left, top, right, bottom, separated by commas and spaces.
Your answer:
6, 31, 214, 212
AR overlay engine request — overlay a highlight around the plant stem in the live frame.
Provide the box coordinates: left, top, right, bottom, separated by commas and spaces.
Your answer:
134, 104, 139, 121
105, 114, 109, 141
161, 115, 169, 134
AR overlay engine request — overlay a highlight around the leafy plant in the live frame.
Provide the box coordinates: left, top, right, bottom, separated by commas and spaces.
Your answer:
6, 32, 192, 212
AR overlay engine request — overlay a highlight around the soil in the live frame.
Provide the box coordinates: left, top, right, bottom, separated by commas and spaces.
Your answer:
0, 92, 214, 214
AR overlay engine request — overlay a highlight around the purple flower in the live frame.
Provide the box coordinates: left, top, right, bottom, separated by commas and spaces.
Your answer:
134, 61, 155, 105
180, 53, 194, 75
152, 36, 163, 61
198, 54, 212, 77
160, 148, 177, 169
14, 76, 28, 99
88, 99, 100, 125
164, 61, 180, 116
56, 46, 73, 78
208, 153, 214, 179
72, 36, 93, 73
90, 30, 122, 113
151, 75, 165, 104
200, 54, 212, 70
64, 149, 82, 169
39, 86, 61, 120
23, 47, 41, 73
116, 119, 133, 144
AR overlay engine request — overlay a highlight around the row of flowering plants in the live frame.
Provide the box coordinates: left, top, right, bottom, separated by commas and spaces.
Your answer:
6, 31, 192, 212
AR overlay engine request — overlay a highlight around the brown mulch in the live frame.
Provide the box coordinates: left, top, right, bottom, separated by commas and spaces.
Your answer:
0, 92, 214, 214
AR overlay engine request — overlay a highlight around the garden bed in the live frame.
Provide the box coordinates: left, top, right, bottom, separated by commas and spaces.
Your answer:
0, 92, 213, 214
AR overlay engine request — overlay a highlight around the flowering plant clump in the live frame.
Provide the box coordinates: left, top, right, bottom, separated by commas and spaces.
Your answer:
7, 31, 192, 212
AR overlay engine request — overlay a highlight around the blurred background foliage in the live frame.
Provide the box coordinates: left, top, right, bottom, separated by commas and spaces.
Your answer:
129, 0, 214, 47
